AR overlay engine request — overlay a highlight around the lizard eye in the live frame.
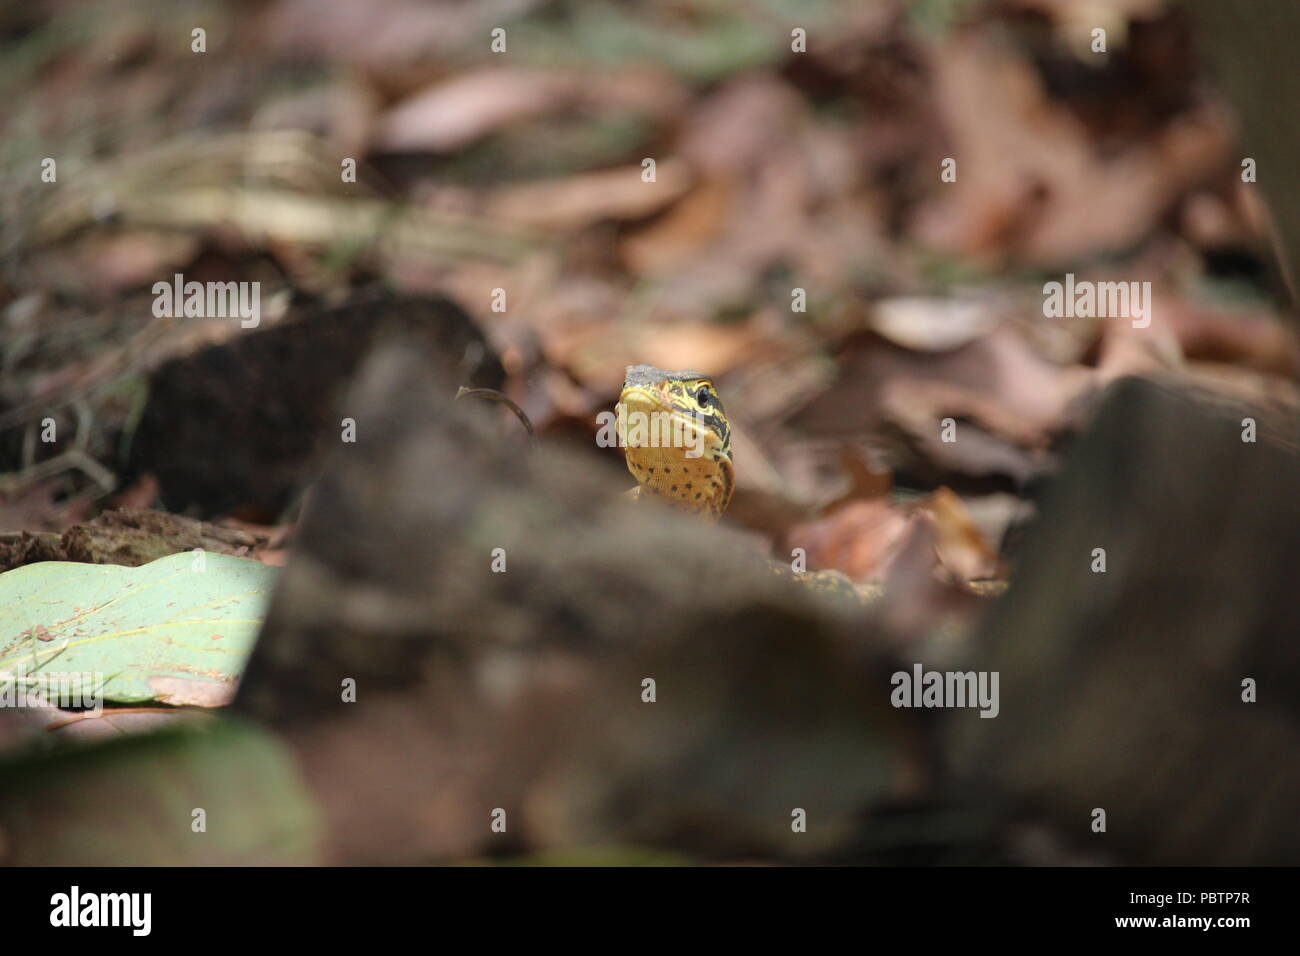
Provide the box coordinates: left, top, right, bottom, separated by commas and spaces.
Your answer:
695, 386, 711, 406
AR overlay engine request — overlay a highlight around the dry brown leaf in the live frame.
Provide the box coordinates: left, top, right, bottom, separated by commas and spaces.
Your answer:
620, 176, 735, 275
912, 31, 1230, 266
147, 676, 237, 708
1156, 296, 1300, 376
869, 295, 1005, 352
793, 325, 1094, 482
917, 487, 1000, 581
783, 499, 910, 582
879, 378, 1057, 451
487, 160, 693, 231
620, 74, 870, 308
542, 316, 793, 395
63, 232, 201, 298
831, 446, 893, 505
375, 69, 578, 153
872, 511, 987, 647
879, 383, 1054, 484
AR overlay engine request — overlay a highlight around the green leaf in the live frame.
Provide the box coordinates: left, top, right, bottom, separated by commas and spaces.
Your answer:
0, 552, 276, 706
0, 718, 322, 865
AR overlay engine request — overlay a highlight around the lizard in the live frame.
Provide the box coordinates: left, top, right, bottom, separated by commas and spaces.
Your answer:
616, 364, 865, 603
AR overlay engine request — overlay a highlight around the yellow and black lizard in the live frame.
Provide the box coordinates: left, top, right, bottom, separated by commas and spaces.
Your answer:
616, 364, 864, 602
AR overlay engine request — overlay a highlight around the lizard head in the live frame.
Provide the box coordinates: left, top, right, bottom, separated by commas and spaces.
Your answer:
617, 364, 734, 520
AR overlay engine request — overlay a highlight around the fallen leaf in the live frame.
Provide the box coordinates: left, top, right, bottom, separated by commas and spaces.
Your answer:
911, 30, 1231, 266
869, 295, 1004, 352
784, 499, 911, 582
918, 487, 1000, 581
487, 160, 692, 231
0, 552, 275, 705
375, 69, 579, 153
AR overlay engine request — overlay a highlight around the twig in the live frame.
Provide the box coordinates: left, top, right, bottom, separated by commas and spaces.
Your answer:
455, 387, 537, 442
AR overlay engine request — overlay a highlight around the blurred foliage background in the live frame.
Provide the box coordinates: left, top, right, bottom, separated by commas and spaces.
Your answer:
0, 0, 1297, 866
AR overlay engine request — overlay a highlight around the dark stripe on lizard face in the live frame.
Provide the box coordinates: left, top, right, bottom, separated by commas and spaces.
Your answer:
698, 410, 730, 450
